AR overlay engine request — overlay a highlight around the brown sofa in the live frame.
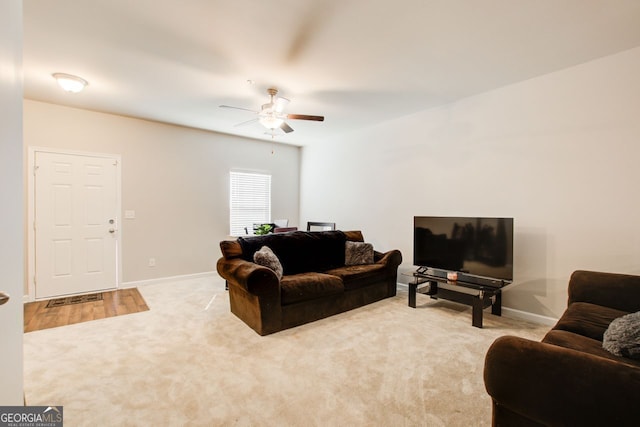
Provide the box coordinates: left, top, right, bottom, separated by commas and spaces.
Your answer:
217, 230, 402, 335
484, 270, 640, 426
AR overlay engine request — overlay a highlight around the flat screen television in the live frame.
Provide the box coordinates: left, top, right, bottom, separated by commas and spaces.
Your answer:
414, 216, 514, 282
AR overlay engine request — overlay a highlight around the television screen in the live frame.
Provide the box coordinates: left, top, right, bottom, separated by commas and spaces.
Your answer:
414, 216, 514, 281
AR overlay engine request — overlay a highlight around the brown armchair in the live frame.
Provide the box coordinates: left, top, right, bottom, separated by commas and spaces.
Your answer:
484, 270, 640, 426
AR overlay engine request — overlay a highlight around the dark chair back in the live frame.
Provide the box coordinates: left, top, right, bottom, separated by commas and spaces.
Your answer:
307, 222, 336, 231
274, 227, 298, 233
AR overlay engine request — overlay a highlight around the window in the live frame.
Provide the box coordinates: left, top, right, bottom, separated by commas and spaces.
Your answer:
229, 171, 271, 236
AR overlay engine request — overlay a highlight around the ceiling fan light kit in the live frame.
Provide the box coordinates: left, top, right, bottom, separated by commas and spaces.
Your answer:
220, 87, 324, 136
259, 116, 284, 130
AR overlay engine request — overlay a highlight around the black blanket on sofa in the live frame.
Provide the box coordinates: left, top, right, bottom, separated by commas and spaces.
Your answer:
238, 230, 347, 275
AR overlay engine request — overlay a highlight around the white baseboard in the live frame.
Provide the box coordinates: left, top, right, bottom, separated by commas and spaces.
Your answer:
501, 306, 557, 326
121, 271, 217, 288
23, 271, 218, 303
396, 282, 558, 326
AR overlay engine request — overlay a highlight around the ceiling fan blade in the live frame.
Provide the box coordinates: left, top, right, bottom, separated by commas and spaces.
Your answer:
287, 113, 324, 122
234, 118, 259, 127
220, 105, 258, 113
280, 122, 294, 133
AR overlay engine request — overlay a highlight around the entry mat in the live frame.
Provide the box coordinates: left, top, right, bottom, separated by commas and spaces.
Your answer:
46, 292, 104, 308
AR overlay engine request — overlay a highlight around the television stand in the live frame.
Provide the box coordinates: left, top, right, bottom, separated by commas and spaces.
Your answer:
408, 272, 506, 328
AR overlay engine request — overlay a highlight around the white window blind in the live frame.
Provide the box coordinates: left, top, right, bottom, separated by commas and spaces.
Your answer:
230, 171, 271, 236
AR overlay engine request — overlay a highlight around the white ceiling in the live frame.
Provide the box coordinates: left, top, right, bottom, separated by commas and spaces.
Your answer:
23, 0, 640, 146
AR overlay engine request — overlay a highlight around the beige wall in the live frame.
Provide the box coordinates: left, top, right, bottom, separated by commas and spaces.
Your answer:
300, 46, 640, 320
24, 100, 301, 287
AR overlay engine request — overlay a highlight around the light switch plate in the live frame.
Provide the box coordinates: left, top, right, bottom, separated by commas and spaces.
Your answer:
124, 210, 136, 219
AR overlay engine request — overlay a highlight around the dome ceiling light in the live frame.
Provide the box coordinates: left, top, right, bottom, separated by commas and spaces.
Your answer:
52, 73, 88, 93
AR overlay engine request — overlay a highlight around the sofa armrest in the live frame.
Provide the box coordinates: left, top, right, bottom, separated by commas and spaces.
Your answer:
484, 335, 640, 426
216, 257, 280, 297
374, 249, 403, 269
568, 270, 640, 312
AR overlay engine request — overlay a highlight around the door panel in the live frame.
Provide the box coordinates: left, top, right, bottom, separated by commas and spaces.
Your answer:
35, 152, 119, 299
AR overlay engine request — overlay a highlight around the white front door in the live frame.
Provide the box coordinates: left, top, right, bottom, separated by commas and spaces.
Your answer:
34, 151, 119, 299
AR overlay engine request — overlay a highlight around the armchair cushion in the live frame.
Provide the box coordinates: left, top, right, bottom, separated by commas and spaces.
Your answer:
553, 302, 629, 341
543, 330, 640, 367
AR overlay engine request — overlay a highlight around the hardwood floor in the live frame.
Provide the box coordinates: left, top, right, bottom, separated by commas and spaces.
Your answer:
24, 288, 149, 333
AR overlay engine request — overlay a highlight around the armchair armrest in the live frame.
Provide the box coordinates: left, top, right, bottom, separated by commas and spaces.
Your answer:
216, 257, 280, 297
569, 270, 640, 312
484, 335, 640, 426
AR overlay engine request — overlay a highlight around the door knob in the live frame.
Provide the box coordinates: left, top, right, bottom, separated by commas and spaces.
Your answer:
0, 292, 9, 306
109, 229, 115, 234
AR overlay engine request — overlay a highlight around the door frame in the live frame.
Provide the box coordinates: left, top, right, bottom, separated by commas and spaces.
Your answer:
27, 147, 122, 301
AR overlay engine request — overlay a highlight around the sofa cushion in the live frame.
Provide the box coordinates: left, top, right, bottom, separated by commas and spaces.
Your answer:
239, 231, 347, 275
552, 302, 629, 341
343, 230, 365, 242
325, 264, 386, 291
345, 241, 374, 265
603, 311, 640, 360
280, 272, 344, 305
253, 246, 283, 280
543, 330, 640, 368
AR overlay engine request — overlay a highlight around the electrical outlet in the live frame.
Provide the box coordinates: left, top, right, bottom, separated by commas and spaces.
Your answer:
148, 257, 156, 267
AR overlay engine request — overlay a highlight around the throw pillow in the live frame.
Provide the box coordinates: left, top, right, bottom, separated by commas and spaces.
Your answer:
345, 241, 374, 266
602, 311, 640, 360
253, 246, 283, 280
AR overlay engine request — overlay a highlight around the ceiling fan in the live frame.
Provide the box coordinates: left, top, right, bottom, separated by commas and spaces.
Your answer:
220, 88, 324, 136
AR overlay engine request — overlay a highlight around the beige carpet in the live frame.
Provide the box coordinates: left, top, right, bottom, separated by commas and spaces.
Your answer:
23, 276, 548, 426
